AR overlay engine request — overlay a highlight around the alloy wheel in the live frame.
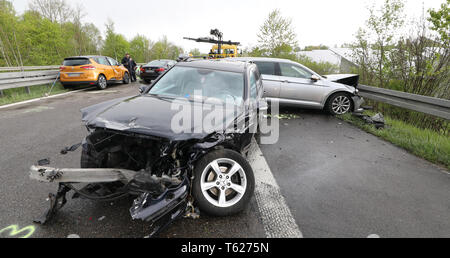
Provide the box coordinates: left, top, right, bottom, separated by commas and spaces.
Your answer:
200, 158, 247, 208
332, 96, 351, 114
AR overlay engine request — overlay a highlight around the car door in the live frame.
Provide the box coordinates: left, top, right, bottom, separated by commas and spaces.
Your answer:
94, 56, 114, 80
278, 62, 328, 108
107, 57, 122, 80
253, 61, 281, 99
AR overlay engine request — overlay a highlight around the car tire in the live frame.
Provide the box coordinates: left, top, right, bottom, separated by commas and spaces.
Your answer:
96, 74, 107, 90
122, 72, 130, 84
192, 149, 255, 217
144, 79, 151, 84
327, 93, 354, 115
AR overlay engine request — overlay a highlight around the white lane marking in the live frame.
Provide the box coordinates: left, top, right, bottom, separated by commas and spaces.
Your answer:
87, 90, 118, 94
0, 88, 87, 110
21, 106, 54, 114
368, 234, 381, 238
247, 139, 303, 238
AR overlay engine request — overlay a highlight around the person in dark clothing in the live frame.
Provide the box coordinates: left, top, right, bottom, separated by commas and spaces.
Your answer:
121, 53, 131, 72
129, 58, 137, 82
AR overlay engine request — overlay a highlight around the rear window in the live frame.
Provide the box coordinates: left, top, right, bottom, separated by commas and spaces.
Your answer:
63, 58, 91, 66
254, 61, 276, 75
146, 60, 169, 67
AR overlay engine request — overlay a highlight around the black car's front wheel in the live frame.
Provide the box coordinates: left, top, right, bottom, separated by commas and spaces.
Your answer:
192, 149, 255, 216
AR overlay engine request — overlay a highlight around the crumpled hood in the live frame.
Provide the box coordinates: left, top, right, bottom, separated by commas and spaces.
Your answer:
324, 74, 359, 88
81, 95, 244, 141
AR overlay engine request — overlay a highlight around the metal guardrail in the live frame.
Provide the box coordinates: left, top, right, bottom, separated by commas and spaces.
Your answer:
0, 69, 59, 91
358, 84, 450, 120
0, 66, 60, 72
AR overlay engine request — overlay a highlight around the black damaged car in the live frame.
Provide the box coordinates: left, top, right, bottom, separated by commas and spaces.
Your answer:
139, 59, 177, 83
30, 59, 268, 236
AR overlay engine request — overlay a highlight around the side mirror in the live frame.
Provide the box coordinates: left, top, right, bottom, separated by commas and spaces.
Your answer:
311, 75, 320, 82
139, 85, 149, 94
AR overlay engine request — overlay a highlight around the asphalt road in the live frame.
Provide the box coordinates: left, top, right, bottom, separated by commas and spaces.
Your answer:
260, 108, 450, 238
0, 82, 448, 238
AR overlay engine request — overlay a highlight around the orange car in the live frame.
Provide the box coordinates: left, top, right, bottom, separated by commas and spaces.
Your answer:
60, 56, 130, 90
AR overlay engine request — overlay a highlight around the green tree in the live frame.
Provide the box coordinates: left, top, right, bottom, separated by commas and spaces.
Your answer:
428, 0, 449, 44
189, 48, 201, 56
0, 0, 18, 66
256, 9, 298, 57
150, 36, 183, 60
18, 10, 72, 65
129, 34, 152, 63
353, 0, 405, 88
101, 20, 129, 60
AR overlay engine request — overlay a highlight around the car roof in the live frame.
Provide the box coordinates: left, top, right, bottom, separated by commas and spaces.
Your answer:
227, 56, 298, 64
148, 59, 174, 62
64, 55, 106, 59
176, 59, 251, 73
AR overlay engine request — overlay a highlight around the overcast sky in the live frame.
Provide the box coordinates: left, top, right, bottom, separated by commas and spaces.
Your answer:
11, 0, 445, 53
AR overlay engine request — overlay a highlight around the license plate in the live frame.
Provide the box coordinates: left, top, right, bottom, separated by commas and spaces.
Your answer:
67, 73, 81, 77
146, 69, 155, 73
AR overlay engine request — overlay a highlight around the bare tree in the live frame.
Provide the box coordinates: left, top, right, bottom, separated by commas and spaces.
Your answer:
29, 0, 73, 23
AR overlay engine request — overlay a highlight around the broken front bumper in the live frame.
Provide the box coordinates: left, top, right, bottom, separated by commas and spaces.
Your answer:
29, 165, 192, 237
30, 165, 137, 183
352, 95, 365, 113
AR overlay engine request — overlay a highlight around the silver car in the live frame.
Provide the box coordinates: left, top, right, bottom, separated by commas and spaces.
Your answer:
230, 57, 364, 115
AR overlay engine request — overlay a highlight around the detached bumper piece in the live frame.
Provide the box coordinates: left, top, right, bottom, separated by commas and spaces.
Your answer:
30, 165, 190, 237
130, 177, 189, 237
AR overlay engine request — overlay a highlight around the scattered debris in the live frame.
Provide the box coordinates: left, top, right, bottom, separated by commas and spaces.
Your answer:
60, 142, 82, 155
268, 113, 300, 120
354, 112, 386, 129
367, 234, 381, 238
98, 216, 106, 221
67, 234, 80, 238
37, 158, 50, 166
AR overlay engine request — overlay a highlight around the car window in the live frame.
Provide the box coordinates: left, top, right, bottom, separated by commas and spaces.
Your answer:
63, 58, 90, 66
95, 57, 110, 66
279, 63, 312, 79
107, 57, 118, 66
249, 70, 258, 99
149, 66, 244, 105
147, 60, 169, 67
254, 61, 276, 76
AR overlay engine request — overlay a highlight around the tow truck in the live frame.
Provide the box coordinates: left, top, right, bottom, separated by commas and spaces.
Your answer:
184, 29, 241, 59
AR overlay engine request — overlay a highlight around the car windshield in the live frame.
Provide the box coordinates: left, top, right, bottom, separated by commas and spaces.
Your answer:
148, 66, 244, 105
146, 60, 168, 67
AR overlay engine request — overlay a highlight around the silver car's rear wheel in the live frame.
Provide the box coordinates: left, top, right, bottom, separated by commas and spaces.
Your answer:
328, 93, 353, 115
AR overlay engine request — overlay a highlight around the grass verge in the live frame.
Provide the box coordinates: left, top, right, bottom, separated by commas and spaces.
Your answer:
338, 112, 450, 170
0, 83, 69, 106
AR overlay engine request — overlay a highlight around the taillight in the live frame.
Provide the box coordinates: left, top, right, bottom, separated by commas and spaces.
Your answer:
80, 65, 95, 70
155, 68, 165, 72
59, 66, 65, 71
140, 67, 145, 72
